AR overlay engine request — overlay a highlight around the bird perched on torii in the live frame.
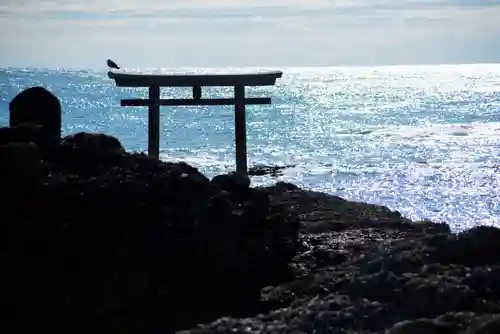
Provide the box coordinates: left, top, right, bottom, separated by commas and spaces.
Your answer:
106, 59, 120, 70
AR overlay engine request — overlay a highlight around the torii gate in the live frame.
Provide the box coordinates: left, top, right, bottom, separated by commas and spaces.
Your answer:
107, 70, 282, 177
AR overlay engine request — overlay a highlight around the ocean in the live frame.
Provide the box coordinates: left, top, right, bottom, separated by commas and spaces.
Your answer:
1, 64, 500, 231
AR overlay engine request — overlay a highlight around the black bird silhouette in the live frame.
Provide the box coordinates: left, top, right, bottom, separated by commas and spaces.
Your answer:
107, 59, 120, 69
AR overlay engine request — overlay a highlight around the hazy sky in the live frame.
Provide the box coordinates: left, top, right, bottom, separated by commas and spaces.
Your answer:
1, 0, 499, 69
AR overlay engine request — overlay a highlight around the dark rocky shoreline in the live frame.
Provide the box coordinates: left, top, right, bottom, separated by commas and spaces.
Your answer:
2, 130, 300, 334
3, 87, 500, 333
182, 187, 500, 333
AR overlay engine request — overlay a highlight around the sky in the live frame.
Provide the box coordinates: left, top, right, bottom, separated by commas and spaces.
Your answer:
0, 0, 499, 69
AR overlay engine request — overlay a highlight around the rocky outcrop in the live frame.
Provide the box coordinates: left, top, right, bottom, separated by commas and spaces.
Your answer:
62, 132, 126, 155
0, 123, 300, 333
181, 186, 500, 334
248, 164, 296, 177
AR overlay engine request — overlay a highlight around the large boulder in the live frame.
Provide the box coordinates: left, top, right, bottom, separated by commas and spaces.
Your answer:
211, 172, 251, 194
43, 132, 127, 176
61, 132, 125, 156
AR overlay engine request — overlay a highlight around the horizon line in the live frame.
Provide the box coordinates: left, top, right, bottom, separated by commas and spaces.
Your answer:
2, 63, 500, 72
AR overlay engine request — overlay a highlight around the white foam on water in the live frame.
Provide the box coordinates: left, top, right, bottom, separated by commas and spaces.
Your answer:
159, 150, 234, 170
373, 122, 500, 141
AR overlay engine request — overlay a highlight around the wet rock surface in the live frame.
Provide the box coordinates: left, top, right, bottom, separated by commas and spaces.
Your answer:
180, 185, 500, 334
248, 164, 297, 177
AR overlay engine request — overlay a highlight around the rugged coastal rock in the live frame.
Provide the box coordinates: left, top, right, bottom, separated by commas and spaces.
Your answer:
1, 125, 299, 334
248, 164, 297, 177
180, 187, 500, 334
3, 86, 500, 334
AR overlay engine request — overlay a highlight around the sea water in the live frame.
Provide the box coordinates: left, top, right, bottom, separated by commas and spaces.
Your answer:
1, 64, 500, 231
